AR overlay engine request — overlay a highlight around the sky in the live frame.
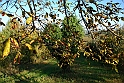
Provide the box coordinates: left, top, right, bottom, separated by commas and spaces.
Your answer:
0, 0, 124, 31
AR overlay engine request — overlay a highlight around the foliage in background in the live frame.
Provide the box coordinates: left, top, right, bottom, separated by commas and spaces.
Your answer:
43, 23, 62, 43
84, 30, 123, 72
61, 15, 84, 39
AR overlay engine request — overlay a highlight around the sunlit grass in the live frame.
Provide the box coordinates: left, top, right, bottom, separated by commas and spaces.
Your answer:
0, 56, 124, 83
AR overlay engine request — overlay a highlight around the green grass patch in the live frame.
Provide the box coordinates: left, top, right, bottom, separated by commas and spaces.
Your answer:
0, 56, 124, 83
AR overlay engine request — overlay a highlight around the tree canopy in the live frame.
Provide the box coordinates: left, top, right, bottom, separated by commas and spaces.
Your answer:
61, 15, 84, 39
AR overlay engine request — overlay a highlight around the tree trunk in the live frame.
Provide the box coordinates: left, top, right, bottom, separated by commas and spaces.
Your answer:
61, 63, 70, 72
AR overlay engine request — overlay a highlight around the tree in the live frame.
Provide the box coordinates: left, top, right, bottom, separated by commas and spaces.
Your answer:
43, 23, 62, 42
42, 23, 62, 57
51, 15, 84, 70
42, 16, 84, 70
61, 15, 84, 39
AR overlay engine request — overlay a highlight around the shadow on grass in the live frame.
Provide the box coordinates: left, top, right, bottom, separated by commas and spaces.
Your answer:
118, 66, 124, 83
9, 56, 122, 83
12, 59, 60, 83
1, 56, 123, 83
51, 56, 123, 83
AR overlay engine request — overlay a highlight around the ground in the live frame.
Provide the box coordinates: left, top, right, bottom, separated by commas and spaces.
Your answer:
0, 56, 124, 83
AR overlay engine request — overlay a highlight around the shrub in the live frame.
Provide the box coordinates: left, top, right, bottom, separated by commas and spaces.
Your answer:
84, 33, 122, 72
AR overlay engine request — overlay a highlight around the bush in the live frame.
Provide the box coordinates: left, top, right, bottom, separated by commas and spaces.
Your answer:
84, 33, 122, 72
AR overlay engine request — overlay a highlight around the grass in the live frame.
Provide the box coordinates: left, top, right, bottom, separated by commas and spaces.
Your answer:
0, 56, 124, 83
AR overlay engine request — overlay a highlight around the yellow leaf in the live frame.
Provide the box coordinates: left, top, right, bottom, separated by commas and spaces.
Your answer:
112, 65, 118, 73
0, 9, 2, 13
13, 51, 21, 64
113, 58, 119, 64
115, 68, 118, 73
3, 38, 11, 58
100, 40, 104, 43
84, 51, 90, 57
25, 43, 33, 50
30, 40, 35, 44
26, 17, 32, 24
105, 59, 110, 63
67, 43, 70, 47
10, 38, 19, 48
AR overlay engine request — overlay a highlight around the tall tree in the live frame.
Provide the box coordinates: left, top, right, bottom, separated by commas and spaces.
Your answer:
61, 15, 84, 39
43, 23, 62, 42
